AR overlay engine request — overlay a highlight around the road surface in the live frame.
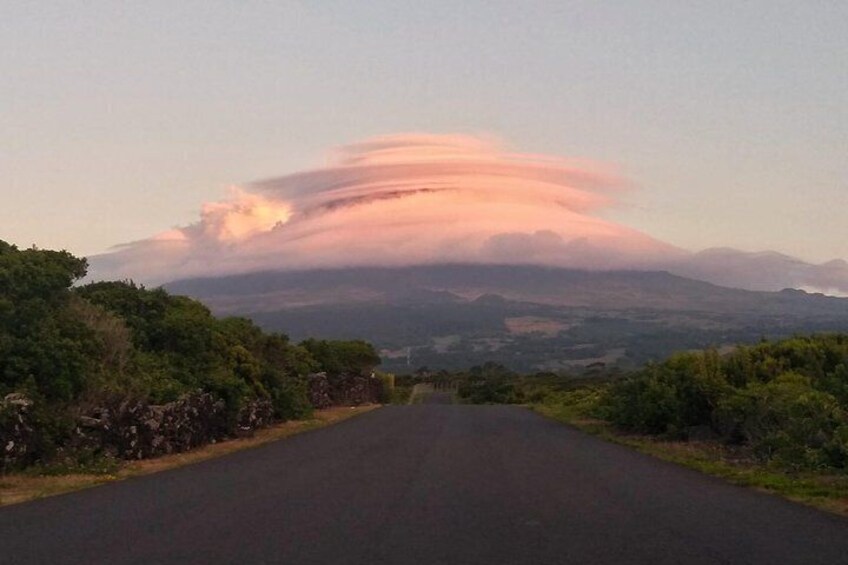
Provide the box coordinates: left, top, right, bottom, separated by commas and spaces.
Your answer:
2, 398, 847, 564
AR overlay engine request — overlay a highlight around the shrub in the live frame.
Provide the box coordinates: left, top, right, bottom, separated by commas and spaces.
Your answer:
600, 335, 848, 470
264, 372, 313, 420
714, 373, 848, 469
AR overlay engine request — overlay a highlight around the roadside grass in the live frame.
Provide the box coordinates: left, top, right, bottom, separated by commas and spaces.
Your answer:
532, 402, 848, 518
388, 385, 413, 405
0, 405, 380, 508
408, 385, 459, 404
408, 383, 433, 404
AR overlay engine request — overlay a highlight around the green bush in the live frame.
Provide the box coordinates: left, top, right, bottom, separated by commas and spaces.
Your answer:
602, 351, 730, 437
300, 338, 380, 375
263, 372, 313, 420
598, 335, 848, 470
714, 373, 848, 469
375, 372, 396, 404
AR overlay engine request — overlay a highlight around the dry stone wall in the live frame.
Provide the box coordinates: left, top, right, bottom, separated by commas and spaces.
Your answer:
2, 373, 383, 471
71, 393, 281, 460
308, 372, 383, 408
71, 392, 230, 460
1, 393, 36, 471
1, 392, 279, 471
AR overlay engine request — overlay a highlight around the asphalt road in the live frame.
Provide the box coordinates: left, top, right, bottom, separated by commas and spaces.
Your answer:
2, 399, 848, 564
419, 390, 456, 404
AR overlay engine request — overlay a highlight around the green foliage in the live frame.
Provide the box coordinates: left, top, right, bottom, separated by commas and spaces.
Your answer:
76, 281, 321, 415
0, 240, 382, 470
714, 374, 848, 469
603, 350, 730, 436
414, 364, 613, 406
599, 334, 848, 471
375, 372, 395, 404
263, 373, 313, 420
0, 242, 93, 401
299, 338, 380, 375
456, 363, 524, 404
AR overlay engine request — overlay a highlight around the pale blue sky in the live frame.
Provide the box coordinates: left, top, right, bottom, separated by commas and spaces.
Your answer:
2, 1, 846, 262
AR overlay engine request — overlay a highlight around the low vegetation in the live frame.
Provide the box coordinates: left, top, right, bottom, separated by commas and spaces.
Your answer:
599, 335, 848, 471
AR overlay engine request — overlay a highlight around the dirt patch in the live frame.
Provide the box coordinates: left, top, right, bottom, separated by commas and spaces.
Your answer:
504, 316, 567, 336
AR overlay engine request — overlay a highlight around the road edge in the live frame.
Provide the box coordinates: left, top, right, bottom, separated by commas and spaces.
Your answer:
0, 404, 381, 508
528, 403, 848, 519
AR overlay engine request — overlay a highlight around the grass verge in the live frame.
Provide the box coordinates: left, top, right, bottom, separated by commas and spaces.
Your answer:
408, 383, 433, 404
388, 385, 413, 405
532, 402, 848, 518
0, 404, 380, 508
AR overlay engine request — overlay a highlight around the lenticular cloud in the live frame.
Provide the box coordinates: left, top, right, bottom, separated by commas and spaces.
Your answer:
92, 134, 681, 284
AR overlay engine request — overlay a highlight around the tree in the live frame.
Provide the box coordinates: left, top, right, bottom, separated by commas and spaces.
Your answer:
300, 339, 380, 375
0, 241, 92, 400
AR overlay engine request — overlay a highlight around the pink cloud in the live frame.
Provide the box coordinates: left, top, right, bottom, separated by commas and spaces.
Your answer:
89, 133, 685, 284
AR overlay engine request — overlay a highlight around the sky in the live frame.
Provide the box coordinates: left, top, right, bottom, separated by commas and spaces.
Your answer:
2, 1, 846, 265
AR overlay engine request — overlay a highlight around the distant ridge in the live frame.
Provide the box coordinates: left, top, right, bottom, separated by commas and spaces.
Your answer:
167, 264, 848, 372
668, 248, 848, 295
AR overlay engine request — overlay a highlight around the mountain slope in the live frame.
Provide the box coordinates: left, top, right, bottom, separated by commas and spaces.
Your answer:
166, 264, 848, 372
669, 248, 848, 294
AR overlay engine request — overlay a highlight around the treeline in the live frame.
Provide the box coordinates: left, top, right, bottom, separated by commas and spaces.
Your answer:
411, 362, 612, 405
0, 241, 382, 470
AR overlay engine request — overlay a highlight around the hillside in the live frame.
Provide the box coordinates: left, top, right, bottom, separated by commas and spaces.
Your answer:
167, 265, 848, 372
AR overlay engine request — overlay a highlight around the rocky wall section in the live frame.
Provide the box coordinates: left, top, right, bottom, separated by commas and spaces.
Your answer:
2, 374, 382, 471
308, 372, 383, 409
72, 393, 279, 460
71, 392, 230, 460
1, 393, 36, 471
1, 392, 279, 470
236, 398, 274, 436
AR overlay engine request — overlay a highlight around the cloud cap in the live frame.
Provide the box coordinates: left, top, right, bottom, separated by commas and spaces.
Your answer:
90, 133, 684, 284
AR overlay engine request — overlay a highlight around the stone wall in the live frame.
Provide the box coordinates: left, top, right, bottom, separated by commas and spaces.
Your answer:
2, 373, 382, 471
1, 391, 279, 471
71, 392, 230, 460
72, 393, 279, 460
236, 398, 274, 436
308, 372, 383, 409
1, 393, 36, 471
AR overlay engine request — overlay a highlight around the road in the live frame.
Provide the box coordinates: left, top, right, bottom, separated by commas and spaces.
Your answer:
2, 399, 848, 564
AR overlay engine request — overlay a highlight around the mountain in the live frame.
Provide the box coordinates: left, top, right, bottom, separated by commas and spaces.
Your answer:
668, 248, 848, 295
166, 264, 848, 372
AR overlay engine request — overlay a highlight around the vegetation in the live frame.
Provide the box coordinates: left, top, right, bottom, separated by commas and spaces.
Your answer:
437, 362, 600, 405
300, 338, 381, 377
0, 241, 382, 471
455, 363, 524, 404
594, 336, 848, 470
